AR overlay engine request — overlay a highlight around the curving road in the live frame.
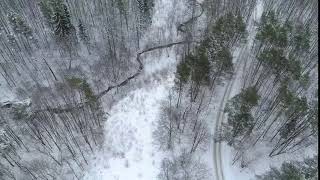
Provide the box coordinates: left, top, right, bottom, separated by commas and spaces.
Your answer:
212, 1, 263, 179
213, 50, 244, 180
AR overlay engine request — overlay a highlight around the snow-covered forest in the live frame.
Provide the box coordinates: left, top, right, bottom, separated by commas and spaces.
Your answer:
0, 0, 318, 179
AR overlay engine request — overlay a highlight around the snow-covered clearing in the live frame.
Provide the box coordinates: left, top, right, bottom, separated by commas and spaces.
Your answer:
83, 75, 174, 180
83, 0, 188, 179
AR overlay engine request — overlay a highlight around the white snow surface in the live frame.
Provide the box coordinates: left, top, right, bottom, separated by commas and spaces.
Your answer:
83, 76, 174, 180
0, 78, 16, 103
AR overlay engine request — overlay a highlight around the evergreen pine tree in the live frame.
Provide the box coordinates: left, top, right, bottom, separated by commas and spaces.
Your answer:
189, 45, 211, 87
78, 20, 91, 54
176, 60, 191, 85
256, 156, 318, 180
292, 24, 311, 52
211, 46, 233, 78
137, 0, 154, 31
116, 0, 128, 18
211, 12, 247, 47
256, 11, 291, 48
225, 87, 259, 143
51, 0, 78, 68
52, 2, 75, 43
38, 0, 54, 28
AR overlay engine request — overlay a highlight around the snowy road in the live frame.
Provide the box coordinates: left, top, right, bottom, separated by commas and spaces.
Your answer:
212, 1, 263, 179
213, 49, 244, 180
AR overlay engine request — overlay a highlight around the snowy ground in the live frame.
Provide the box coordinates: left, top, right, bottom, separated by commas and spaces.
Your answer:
82, 49, 179, 180
0, 78, 16, 103
83, 75, 174, 180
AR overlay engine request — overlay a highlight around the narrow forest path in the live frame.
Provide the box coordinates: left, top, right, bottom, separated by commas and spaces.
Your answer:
212, 1, 264, 180
213, 51, 243, 180
83, 0, 188, 179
